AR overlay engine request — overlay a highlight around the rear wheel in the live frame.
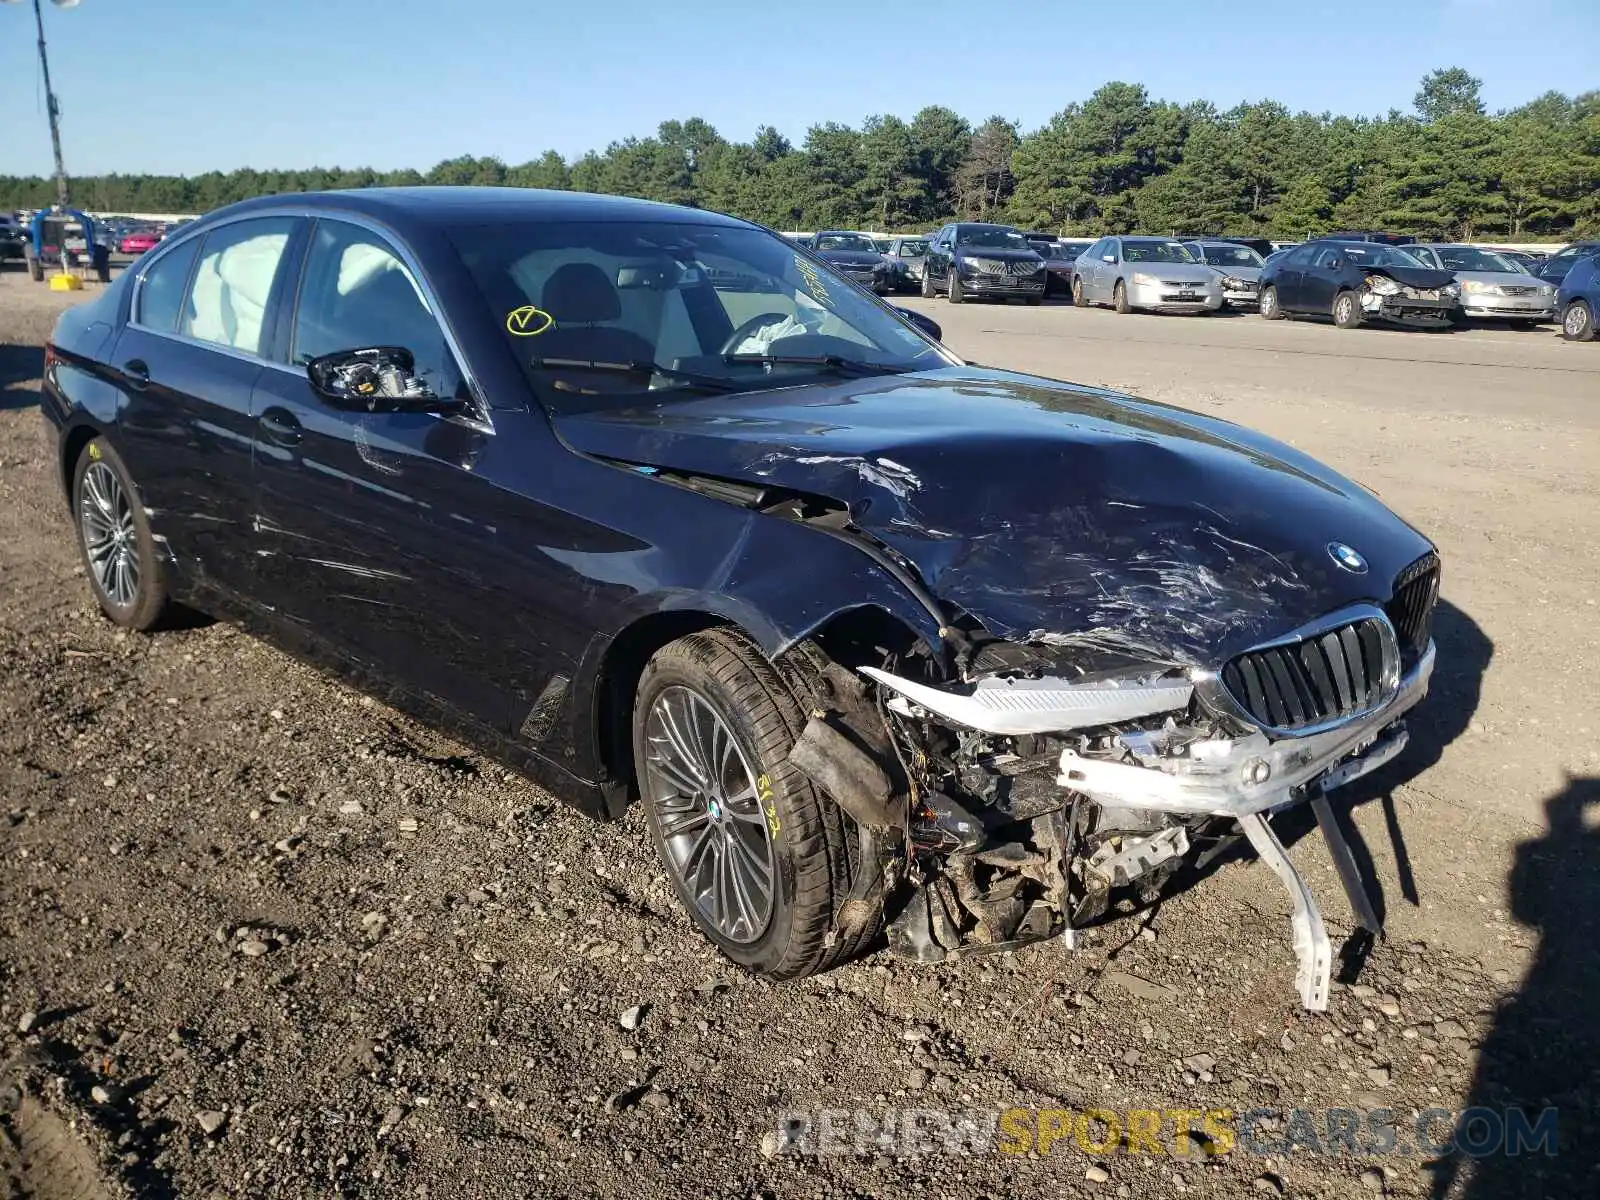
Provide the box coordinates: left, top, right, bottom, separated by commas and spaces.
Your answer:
1562, 299, 1595, 342
1113, 280, 1130, 314
72, 437, 171, 631
947, 271, 963, 304
1259, 285, 1283, 320
633, 629, 878, 980
1333, 290, 1362, 329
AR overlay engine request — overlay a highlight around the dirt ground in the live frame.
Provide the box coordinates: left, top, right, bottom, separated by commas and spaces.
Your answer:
2, 269, 1598, 1199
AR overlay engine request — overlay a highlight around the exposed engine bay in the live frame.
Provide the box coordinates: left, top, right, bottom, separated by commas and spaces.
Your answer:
782, 596, 1438, 1012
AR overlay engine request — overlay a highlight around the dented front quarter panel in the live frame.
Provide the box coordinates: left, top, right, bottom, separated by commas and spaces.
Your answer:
552, 367, 1435, 667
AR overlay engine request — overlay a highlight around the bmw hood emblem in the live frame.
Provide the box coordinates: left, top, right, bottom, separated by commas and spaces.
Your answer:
1328, 542, 1368, 574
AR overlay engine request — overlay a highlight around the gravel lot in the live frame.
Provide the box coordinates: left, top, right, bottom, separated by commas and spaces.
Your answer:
2, 269, 1598, 1199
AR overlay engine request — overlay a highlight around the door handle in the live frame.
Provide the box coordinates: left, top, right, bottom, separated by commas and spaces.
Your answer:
122, 359, 149, 391
258, 407, 304, 447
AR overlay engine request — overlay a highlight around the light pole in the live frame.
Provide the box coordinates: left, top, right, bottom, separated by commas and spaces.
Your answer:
4, 0, 80, 209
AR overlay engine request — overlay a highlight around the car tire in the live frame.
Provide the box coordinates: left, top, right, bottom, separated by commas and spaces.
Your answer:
1333, 290, 1362, 329
633, 628, 880, 981
948, 271, 963, 304
1071, 276, 1088, 308
72, 437, 171, 631
1260, 285, 1283, 320
1562, 300, 1595, 342
920, 269, 935, 299
1113, 280, 1130, 314
27, 254, 43, 283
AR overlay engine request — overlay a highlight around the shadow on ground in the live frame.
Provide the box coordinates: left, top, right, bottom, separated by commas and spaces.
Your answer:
1427, 774, 1600, 1199
1, 342, 43, 411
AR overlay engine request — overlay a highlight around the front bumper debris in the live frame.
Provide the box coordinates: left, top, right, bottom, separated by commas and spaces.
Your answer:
1052, 642, 1433, 1012
1056, 642, 1432, 818
1362, 293, 1455, 326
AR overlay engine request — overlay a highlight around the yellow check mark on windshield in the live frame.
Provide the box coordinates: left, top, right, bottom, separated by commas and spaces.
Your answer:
506, 305, 554, 337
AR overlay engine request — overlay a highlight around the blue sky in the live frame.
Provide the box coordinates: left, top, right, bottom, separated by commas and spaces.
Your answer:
3, 0, 1596, 177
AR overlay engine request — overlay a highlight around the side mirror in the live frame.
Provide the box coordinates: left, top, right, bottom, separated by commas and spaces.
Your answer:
1328, 259, 1343, 270
1102, 254, 1116, 263
307, 347, 456, 414
895, 307, 942, 341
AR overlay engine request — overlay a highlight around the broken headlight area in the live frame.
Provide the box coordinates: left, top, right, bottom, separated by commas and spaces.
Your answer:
790, 629, 1435, 1013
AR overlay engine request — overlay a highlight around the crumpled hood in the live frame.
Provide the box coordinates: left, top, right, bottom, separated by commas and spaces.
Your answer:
553, 369, 1433, 667
1361, 264, 1457, 289
1215, 265, 1262, 283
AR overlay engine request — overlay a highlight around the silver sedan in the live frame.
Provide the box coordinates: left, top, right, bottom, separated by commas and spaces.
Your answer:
1407, 244, 1556, 322
1073, 236, 1223, 314
1183, 240, 1267, 308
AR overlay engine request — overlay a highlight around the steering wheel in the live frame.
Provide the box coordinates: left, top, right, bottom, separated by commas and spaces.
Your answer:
721, 312, 791, 355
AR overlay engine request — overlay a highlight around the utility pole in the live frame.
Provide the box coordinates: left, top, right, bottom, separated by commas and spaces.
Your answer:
5, 0, 77, 207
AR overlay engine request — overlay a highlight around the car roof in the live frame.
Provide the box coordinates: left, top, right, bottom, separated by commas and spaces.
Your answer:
204, 187, 746, 233
1120, 235, 1184, 243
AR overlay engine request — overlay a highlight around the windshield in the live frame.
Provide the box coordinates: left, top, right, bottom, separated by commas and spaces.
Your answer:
814, 233, 878, 253
1053, 241, 1092, 260
1122, 241, 1198, 264
957, 227, 1031, 250
896, 239, 929, 257
1434, 246, 1521, 272
1338, 244, 1425, 268
450, 220, 949, 414
1202, 244, 1263, 267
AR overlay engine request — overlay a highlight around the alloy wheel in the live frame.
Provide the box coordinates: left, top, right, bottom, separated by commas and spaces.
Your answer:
643, 685, 776, 944
79, 461, 140, 608
1564, 302, 1592, 340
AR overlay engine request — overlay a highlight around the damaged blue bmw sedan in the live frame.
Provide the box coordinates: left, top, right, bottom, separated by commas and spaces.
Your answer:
41, 189, 1440, 1010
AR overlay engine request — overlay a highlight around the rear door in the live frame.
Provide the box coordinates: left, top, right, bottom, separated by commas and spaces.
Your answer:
248, 216, 521, 729
111, 215, 303, 602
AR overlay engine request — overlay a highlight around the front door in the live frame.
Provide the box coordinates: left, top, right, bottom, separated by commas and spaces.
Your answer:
1300, 246, 1345, 315
248, 217, 517, 729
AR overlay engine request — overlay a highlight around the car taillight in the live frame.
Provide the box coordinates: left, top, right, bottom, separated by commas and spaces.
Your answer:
43, 343, 58, 372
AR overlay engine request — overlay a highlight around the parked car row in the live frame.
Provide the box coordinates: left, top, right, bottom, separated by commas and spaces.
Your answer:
789, 224, 1596, 338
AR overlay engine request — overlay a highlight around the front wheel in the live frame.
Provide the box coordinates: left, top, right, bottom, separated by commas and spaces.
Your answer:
947, 271, 963, 304
920, 269, 935, 299
633, 629, 877, 980
1071, 276, 1087, 307
1563, 299, 1595, 342
1113, 280, 1130, 314
1260, 285, 1283, 320
1333, 290, 1362, 329
73, 437, 171, 630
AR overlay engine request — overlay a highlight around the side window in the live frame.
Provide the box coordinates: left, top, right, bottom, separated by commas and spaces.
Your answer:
293, 220, 459, 396
135, 238, 200, 331
180, 217, 296, 356
1286, 245, 1317, 266
1313, 247, 1343, 268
